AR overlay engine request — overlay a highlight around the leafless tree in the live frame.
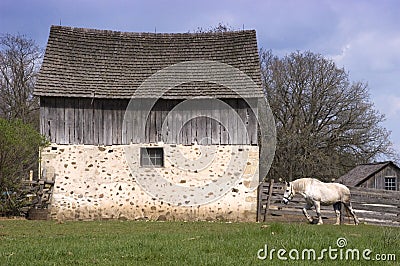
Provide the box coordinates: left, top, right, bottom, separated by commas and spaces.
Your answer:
192, 22, 236, 33
260, 49, 396, 181
0, 34, 42, 127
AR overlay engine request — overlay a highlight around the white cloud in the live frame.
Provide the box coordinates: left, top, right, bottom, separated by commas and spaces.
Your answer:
330, 43, 351, 63
330, 30, 400, 74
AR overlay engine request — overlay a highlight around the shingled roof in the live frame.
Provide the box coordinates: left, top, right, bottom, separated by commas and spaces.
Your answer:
336, 161, 399, 187
34, 26, 263, 99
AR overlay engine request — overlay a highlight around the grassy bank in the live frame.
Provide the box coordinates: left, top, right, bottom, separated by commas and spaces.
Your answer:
0, 220, 398, 265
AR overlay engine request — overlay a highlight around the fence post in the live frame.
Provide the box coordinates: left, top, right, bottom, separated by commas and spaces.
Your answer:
263, 179, 274, 222
257, 183, 263, 222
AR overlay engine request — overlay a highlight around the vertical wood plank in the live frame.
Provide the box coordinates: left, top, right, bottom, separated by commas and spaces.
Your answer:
120, 99, 128, 144
56, 98, 65, 144
104, 100, 113, 146
63, 98, 70, 144
83, 98, 94, 144
47, 97, 57, 143
40, 97, 46, 137
188, 102, 198, 145
128, 99, 139, 144
249, 99, 258, 145
121, 100, 129, 143
164, 100, 176, 144
93, 99, 103, 145
75, 98, 84, 144
220, 101, 229, 145
140, 98, 152, 143
167, 100, 174, 144
41, 97, 52, 142
148, 106, 157, 143
116, 102, 122, 144
237, 99, 249, 145
111, 101, 117, 144
122, 100, 130, 144
172, 100, 180, 144
180, 102, 190, 145
160, 99, 169, 143
211, 100, 221, 145
197, 116, 207, 144
153, 100, 162, 143
111, 100, 123, 145
144, 100, 151, 143
64, 98, 73, 144
124, 108, 132, 144
205, 107, 212, 145
228, 99, 238, 145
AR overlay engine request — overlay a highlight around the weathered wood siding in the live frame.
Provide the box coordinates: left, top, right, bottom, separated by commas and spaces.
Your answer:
40, 97, 259, 145
360, 164, 400, 190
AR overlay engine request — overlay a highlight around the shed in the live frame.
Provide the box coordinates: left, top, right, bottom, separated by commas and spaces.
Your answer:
337, 161, 400, 191
34, 26, 266, 221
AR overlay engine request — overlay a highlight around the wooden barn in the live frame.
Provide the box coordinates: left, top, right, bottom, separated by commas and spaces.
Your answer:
337, 161, 400, 191
33, 25, 266, 221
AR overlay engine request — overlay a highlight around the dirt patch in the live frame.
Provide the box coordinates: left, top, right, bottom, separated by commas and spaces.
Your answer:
0, 216, 26, 220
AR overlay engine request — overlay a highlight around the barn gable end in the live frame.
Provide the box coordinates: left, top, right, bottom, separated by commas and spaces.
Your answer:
337, 161, 400, 191
34, 26, 265, 221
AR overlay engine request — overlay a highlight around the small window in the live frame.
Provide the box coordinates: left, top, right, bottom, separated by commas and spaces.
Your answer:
140, 148, 164, 167
384, 177, 396, 191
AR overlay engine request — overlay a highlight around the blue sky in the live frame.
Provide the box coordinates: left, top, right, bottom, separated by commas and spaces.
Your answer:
1, 0, 399, 159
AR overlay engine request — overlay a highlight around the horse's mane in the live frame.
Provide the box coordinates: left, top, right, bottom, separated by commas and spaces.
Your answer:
292, 178, 315, 192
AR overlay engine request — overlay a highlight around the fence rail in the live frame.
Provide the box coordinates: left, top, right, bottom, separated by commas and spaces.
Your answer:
257, 181, 400, 226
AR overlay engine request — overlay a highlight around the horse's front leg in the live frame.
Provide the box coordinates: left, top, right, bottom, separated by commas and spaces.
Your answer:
313, 201, 323, 225
302, 201, 313, 224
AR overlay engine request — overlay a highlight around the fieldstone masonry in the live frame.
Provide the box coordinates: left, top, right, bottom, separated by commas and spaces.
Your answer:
41, 144, 260, 221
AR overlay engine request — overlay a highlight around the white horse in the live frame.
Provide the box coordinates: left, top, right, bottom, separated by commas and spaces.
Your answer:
282, 178, 359, 225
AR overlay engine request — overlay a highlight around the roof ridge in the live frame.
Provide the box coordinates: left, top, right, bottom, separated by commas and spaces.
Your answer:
50, 25, 256, 36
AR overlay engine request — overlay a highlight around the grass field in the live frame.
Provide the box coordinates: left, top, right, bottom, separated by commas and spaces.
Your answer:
0, 219, 398, 265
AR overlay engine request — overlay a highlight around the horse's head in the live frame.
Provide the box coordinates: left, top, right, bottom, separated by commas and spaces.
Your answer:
282, 181, 294, 205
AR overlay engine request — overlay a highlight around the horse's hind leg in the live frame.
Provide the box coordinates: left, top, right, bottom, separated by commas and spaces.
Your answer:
333, 202, 341, 225
343, 202, 359, 225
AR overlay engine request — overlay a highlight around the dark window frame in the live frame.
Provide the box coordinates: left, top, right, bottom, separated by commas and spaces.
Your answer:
140, 147, 164, 168
384, 177, 396, 191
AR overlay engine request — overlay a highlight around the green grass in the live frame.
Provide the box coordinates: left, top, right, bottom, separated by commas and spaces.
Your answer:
0, 220, 398, 265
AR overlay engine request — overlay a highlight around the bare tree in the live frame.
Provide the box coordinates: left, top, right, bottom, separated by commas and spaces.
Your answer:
0, 34, 42, 127
260, 49, 396, 181
192, 22, 236, 33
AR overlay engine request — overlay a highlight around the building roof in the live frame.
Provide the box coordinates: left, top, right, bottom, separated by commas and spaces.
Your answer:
34, 26, 263, 99
336, 161, 399, 187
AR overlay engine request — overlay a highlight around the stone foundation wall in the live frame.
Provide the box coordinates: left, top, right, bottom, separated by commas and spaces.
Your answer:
41, 143, 259, 221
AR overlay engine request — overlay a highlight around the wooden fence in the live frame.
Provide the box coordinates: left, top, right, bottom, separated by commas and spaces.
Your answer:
257, 181, 400, 227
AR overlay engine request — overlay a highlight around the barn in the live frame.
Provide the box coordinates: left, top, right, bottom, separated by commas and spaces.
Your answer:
337, 161, 400, 191
33, 25, 270, 221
